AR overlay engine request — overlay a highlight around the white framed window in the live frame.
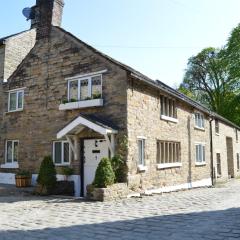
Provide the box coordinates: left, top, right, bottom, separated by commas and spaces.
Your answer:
5, 140, 19, 164
8, 90, 24, 112
138, 139, 145, 166
195, 112, 205, 129
160, 95, 177, 119
53, 141, 71, 165
68, 74, 102, 102
195, 144, 206, 165
157, 141, 181, 168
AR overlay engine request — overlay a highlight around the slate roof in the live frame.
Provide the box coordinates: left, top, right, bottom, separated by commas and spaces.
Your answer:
56, 26, 240, 130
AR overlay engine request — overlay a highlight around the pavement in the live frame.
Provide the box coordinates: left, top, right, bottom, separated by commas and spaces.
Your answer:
0, 180, 240, 240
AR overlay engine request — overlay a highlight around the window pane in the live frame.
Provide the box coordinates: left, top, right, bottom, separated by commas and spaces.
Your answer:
69, 80, 78, 101
80, 79, 89, 100
196, 145, 199, 162
13, 141, 18, 162
54, 142, 62, 164
9, 92, 17, 111
165, 143, 169, 163
6, 141, 13, 163
92, 75, 102, 98
63, 142, 70, 163
138, 140, 142, 165
202, 146, 205, 162
160, 142, 164, 163
18, 92, 23, 109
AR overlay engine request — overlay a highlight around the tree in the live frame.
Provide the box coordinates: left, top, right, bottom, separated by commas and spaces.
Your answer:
179, 34, 240, 125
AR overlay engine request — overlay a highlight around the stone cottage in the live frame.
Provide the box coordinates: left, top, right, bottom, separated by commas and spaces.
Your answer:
0, 0, 239, 197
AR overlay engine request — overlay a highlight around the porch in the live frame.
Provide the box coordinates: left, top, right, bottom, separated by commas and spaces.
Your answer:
56, 114, 118, 197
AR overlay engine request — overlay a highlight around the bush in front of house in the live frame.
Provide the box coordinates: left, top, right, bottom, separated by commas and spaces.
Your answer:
93, 158, 115, 188
111, 155, 126, 183
37, 156, 57, 194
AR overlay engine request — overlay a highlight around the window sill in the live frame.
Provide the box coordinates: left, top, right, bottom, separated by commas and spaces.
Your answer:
59, 99, 103, 110
55, 163, 70, 167
157, 162, 182, 169
0, 163, 19, 169
161, 115, 178, 123
138, 165, 148, 172
195, 162, 206, 166
194, 126, 205, 131
6, 109, 23, 114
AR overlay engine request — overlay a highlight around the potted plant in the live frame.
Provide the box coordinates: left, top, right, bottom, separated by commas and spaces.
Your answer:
61, 166, 74, 181
15, 170, 32, 188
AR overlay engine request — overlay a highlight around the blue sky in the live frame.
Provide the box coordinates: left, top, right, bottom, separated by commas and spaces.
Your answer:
1, 0, 240, 87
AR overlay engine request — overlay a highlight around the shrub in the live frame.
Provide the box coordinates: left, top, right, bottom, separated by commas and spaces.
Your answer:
111, 155, 126, 183
61, 166, 74, 180
93, 158, 115, 188
37, 156, 57, 193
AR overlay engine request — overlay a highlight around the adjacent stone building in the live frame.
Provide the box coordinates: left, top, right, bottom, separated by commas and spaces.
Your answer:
0, 0, 239, 197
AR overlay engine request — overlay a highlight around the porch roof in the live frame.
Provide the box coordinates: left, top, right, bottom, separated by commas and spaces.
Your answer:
57, 114, 118, 139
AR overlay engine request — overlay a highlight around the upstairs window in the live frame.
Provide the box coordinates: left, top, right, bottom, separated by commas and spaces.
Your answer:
160, 95, 177, 119
68, 74, 102, 102
195, 112, 205, 129
236, 129, 238, 142
8, 90, 24, 112
215, 119, 219, 134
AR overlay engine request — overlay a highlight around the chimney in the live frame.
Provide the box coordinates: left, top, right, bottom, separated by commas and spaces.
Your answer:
31, 0, 64, 40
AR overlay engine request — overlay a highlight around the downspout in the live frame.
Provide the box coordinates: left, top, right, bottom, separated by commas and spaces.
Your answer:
209, 115, 215, 186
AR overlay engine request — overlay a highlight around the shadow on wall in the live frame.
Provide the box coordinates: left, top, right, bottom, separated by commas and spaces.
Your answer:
0, 207, 240, 239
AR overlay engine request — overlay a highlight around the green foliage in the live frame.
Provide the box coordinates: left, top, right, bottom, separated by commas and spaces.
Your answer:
61, 166, 74, 177
62, 98, 68, 104
16, 170, 31, 177
179, 41, 240, 125
93, 158, 115, 188
37, 156, 57, 192
70, 98, 77, 102
111, 155, 126, 183
92, 92, 101, 99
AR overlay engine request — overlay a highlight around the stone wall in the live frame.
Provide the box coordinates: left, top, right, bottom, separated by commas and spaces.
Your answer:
3, 30, 36, 81
126, 77, 211, 191
212, 121, 240, 181
87, 183, 129, 201
0, 27, 128, 177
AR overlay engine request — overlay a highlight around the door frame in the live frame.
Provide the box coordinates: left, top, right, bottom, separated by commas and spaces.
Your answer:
80, 137, 108, 197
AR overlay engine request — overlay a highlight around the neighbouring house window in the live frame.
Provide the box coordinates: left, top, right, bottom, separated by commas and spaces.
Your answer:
138, 139, 145, 166
68, 74, 102, 101
157, 141, 181, 164
215, 119, 219, 134
195, 144, 206, 164
5, 140, 19, 164
53, 141, 70, 165
8, 90, 24, 112
160, 95, 177, 119
236, 129, 238, 142
216, 153, 221, 176
237, 153, 240, 171
195, 112, 205, 129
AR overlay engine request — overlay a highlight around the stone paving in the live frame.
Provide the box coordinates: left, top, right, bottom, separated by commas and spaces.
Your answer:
0, 180, 240, 240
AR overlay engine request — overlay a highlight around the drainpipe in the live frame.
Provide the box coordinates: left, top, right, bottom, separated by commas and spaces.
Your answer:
209, 116, 215, 186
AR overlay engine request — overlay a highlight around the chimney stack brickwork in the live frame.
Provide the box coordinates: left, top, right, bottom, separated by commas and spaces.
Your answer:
32, 0, 64, 40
